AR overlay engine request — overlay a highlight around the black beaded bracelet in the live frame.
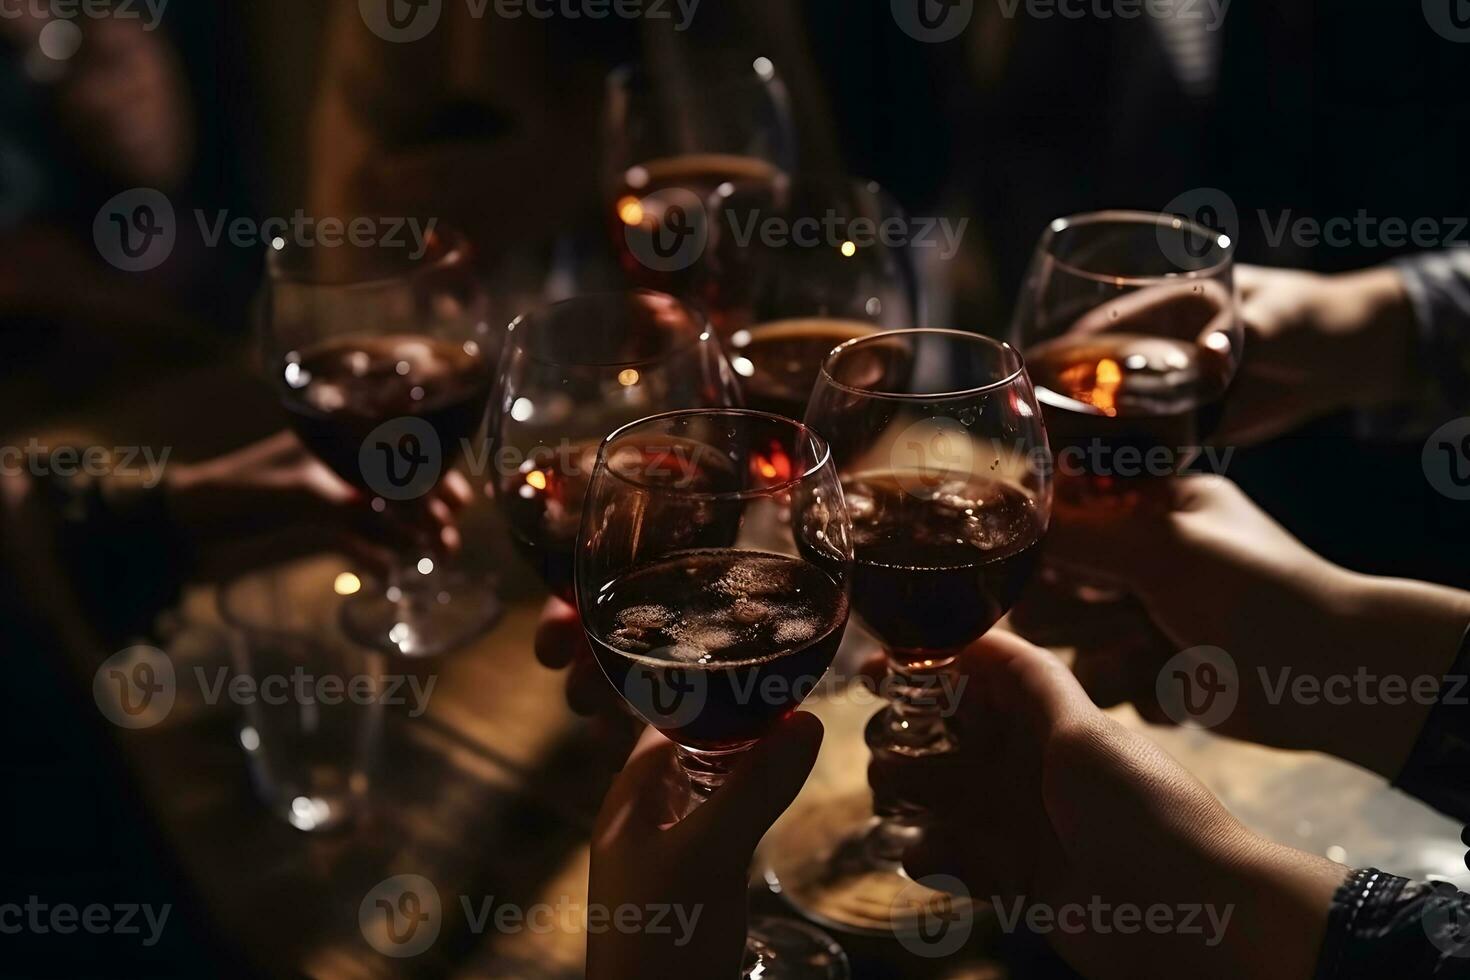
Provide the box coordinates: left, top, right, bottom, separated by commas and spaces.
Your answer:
1314, 868, 1470, 979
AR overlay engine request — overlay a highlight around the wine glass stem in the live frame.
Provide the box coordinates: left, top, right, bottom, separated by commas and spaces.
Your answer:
863, 653, 962, 864
672, 742, 757, 820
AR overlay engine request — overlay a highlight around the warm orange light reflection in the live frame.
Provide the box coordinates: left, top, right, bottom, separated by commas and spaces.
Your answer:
617, 196, 644, 226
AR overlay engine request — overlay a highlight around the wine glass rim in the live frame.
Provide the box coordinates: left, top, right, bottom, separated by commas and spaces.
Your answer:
595, 408, 834, 501
1041, 209, 1235, 285
505, 290, 714, 369
818, 328, 1028, 401
264, 224, 472, 289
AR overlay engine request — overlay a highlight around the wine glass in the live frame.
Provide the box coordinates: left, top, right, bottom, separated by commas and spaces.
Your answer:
487, 290, 742, 603
766, 329, 1053, 936
576, 408, 853, 980
259, 226, 503, 658
705, 176, 922, 420
603, 56, 796, 300
1010, 210, 1239, 599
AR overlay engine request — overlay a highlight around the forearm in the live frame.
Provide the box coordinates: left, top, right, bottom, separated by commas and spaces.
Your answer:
1325, 573, 1470, 782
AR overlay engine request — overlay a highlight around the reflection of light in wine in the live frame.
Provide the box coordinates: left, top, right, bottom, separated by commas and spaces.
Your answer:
525, 470, 548, 491
732, 356, 755, 377
730, 329, 752, 348
617, 196, 644, 226
865, 297, 882, 316
283, 362, 309, 388
334, 572, 362, 596
618, 369, 641, 386
840, 241, 857, 257
510, 397, 534, 422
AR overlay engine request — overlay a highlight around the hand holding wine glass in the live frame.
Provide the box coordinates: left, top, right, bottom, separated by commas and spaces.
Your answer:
766, 328, 1053, 937
870, 630, 1343, 980
576, 409, 854, 979
258, 227, 502, 657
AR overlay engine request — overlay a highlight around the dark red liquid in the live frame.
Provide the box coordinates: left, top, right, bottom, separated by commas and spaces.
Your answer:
498, 437, 742, 601
587, 549, 847, 750
610, 153, 785, 297
280, 334, 489, 491
1027, 332, 1231, 515
842, 472, 1042, 663
728, 318, 881, 420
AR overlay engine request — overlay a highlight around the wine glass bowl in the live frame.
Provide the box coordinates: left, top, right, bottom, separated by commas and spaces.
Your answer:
258, 226, 502, 658
489, 290, 742, 602
575, 408, 854, 980
603, 58, 796, 299
1013, 211, 1239, 517
707, 176, 922, 420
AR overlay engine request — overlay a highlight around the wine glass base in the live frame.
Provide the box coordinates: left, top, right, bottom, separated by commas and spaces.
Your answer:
340, 572, 502, 658
746, 916, 849, 980
761, 795, 977, 938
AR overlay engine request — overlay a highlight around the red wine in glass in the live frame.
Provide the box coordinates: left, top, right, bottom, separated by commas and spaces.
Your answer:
586, 548, 848, 750
280, 333, 490, 487
1026, 332, 1232, 515
839, 471, 1043, 664
727, 318, 882, 420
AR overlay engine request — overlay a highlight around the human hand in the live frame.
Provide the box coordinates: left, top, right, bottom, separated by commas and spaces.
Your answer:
1035, 475, 1470, 779
1214, 265, 1416, 445
873, 631, 1344, 980
587, 714, 823, 980
534, 596, 642, 763
163, 430, 473, 570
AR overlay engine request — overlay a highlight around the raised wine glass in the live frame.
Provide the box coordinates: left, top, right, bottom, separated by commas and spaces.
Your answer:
487, 290, 742, 603
577, 408, 853, 980
1010, 210, 1239, 600
603, 56, 796, 301
259, 226, 502, 657
766, 328, 1053, 937
705, 176, 921, 420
